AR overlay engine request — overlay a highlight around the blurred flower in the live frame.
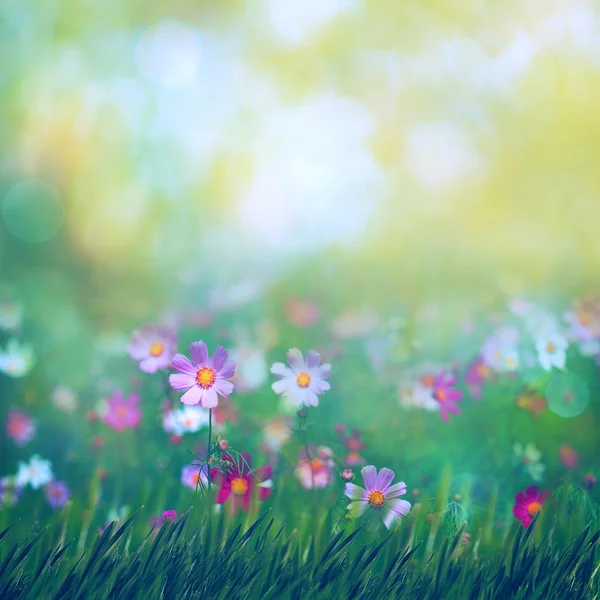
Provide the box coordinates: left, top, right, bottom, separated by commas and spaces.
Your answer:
219, 439, 229, 451
162, 405, 209, 436
6, 410, 36, 446
516, 388, 547, 416
513, 485, 549, 529
465, 357, 491, 399
212, 397, 239, 430
211, 453, 272, 515
262, 417, 293, 452
559, 444, 579, 469
433, 371, 463, 423
181, 464, 209, 491
344, 451, 366, 466
169, 341, 235, 408
481, 328, 519, 372
339, 428, 366, 452
582, 474, 596, 491
51, 385, 78, 413
285, 298, 319, 328
513, 443, 545, 481
330, 309, 379, 339
397, 363, 447, 412
507, 298, 534, 317
295, 446, 335, 489
0, 339, 34, 378
536, 334, 568, 371
229, 346, 268, 393
149, 510, 178, 530
271, 348, 331, 408
345, 465, 411, 530
128, 324, 177, 374
16, 455, 53, 489
0, 477, 21, 508
44, 480, 70, 509
0, 302, 24, 332
101, 391, 141, 432
461, 532, 471, 545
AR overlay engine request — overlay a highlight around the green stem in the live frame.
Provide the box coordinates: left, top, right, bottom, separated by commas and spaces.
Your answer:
208, 409, 212, 491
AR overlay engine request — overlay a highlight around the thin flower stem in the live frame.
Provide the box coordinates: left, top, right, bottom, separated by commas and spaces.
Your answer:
208, 409, 212, 492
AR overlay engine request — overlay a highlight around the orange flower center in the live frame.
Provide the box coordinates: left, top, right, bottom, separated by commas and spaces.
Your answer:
116, 406, 128, 419
527, 501, 542, 517
546, 341, 556, 353
368, 490, 385, 507
476, 364, 490, 378
296, 372, 311, 388
149, 342, 164, 357
231, 477, 249, 496
310, 458, 324, 472
421, 374, 434, 388
196, 367, 216, 389
435, 388, 446, 402
579, 312, 591, 326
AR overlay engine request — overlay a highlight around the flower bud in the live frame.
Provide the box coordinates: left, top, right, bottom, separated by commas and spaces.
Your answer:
219, 439, 229, 451
341, 469, 354, 481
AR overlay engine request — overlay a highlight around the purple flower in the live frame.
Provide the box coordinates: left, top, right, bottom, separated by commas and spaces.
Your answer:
0, 477, 21, 508
344, 465, 411, 530
128, 324, 177, 374
169, 341, 235, 408
149, 510, 178, 530
101, 390, 142, 431
465, 357, 491, 399
181, 464, 209, 491
432, 371, 463, 423
270, 349, 331, 408
44, 480, 70, 509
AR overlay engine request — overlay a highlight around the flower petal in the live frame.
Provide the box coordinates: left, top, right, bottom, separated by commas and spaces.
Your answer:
345, 482, 367, 500
310, 378, 330, 394
181, 386, 203, 406
305, 390, 319, 407
286, 348, 305, 372
189, 341, 209, 367
305, 350, 322, 368
361, 465, 378, 491
169, 373, 195, 391
382, 499, 411, 529
271, 362, 295, 378
171, 354, 197, 376
201, 388, 219, 409
347, 501, 369, 518
218, 360, 235, 379
317, 364, 331, 379
214, 380, 234, 398
375, 468, 395, 492
211, 346, 228, 370
385, 481, 407, 499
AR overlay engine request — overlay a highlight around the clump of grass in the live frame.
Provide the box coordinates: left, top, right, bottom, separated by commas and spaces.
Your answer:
0, 495, 598, 600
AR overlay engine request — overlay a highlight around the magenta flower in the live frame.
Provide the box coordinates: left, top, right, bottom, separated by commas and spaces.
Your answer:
345, 465, 411, 530
6, 410, 36, 446
465, 357, 491, 399
128, 324, 177, 374
271, 349, 331, 408
149, 510, 178, 530
44, 480, 70, 509
101, 390, 142, 431
432, 371, 463, 423
559, 444, 580, 469
513, 485, 549, 529
169, 341, 235, 408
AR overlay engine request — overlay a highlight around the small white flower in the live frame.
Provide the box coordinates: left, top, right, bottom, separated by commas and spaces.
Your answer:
51, 385, 78, 413
0, 339, 34, 378
15, 455, 53, 489
513, 443, 545, 482
163, 406, 209, 435
0, 302, 24, 332
536, 334, 568, 371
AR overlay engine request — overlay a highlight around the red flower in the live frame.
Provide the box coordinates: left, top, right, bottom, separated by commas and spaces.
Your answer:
513, 485, 549, 529
211, 452, 272, 515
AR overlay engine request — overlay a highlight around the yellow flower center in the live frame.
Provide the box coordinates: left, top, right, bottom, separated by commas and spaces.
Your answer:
196, 366, 216, 389
116, 406, 128, 419
368, 490, 385, 507
296, 372, 311, 388
545, 341, 556, 353
149, 342, 164, 357
476, 364, 490, 378
231, 477, 248, 496
435, 388, 446, 402
310, 458, 324, 472
420, 374, 434, 388
579, 312, 591, 326
527, 501, 541, 516
507, 357, 516, 367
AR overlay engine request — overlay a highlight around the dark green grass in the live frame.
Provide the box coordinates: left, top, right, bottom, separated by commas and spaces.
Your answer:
0, 488, 598, 600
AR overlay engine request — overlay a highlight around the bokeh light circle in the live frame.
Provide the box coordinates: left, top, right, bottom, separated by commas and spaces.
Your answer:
545, 371, 589, 418
2, 179, 65, 243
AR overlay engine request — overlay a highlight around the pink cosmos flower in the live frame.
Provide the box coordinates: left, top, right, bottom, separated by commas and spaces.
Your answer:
433, 371, 463, 423
559, 444, 580, 469
465, 357, 491, 399
101, 391, 142, 431
128, 324, 177, 374
294, 446, 335, 489
211, 453, 273, 515
181, 464, 209, 491
169, 341, 235, 408
285, 299, 319, 328
44, 480, 70, 509
149, 510, 178, 530
345, 465, 411, 530
513, 485, 549, 529
344, 451, 366, 467
582, 473, 596, 491
6, 410, 36, 446
271, 349, 331, 408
